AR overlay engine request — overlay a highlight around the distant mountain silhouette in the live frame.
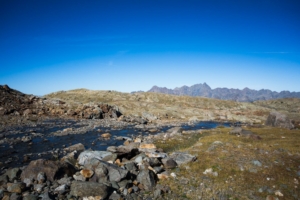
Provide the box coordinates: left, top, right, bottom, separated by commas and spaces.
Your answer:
147, 83, 300, 102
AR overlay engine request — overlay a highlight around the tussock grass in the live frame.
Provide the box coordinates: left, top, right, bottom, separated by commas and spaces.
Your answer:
155, 127, 300, 199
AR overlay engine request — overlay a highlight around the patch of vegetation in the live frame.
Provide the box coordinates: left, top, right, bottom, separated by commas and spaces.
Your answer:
155, 132, 204, 153
156, 127, 300, 199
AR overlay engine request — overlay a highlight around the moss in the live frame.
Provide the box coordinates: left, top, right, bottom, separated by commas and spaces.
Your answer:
157, 127, 300, 199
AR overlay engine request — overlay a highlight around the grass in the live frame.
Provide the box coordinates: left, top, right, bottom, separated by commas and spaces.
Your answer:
45, 89, 287, 123
154, 127, 300, 200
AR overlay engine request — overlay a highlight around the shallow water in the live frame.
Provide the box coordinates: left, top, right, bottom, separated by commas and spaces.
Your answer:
0, 120, 229, 169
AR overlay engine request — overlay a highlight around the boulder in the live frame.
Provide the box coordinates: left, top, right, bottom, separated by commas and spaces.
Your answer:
139, 143, 156, 153
5, 168, 21, 182
169, 152, 196, 166
142, 112, 158, 121
265, 111, 294, 129
230, 127, 242, 135
78, 151, 115, 165
80, 169, 94, 179
63, 143, 85, 153
161, 158, 178, 169
21, 159, 76, 182
166, 127, 182, 136
101, 133, 111, 138
70, 182, 109, 198
137, 169, 156, 191
84, 159, 128, 182
7, 182, 26, 193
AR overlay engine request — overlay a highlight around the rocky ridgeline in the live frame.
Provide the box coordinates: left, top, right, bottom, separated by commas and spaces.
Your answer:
0, 129, 196, 200
0, 85, 127, 124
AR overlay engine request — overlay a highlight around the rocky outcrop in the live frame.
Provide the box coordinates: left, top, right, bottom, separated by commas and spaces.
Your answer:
148, 83, 300, 102
265, 111, 294, 129
0, 85, 123, 124
0, 122, 200, 199
20, 159, 76, 182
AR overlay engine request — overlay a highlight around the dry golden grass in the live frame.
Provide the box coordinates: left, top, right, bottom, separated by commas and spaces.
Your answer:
44, 89, 285, 124
155, 127, 300, 200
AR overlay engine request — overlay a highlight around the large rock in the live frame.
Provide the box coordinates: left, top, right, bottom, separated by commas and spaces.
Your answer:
265, 111, 294, 129
230, 127, 242, 134
78, 151, 115, 165
142, 112, 158, 121
137, 169, 156, 191
161, 158, 177, 169
70, 182, 109, 198
7, 182, 26, 193
63, 143, 85, 153
167, 127, 182, 136
169, 152, 196, 166
21, 159, 75, 182
84, 159, 128, 182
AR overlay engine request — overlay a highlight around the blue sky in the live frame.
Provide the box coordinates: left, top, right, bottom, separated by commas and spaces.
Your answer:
1, 0, 300, 95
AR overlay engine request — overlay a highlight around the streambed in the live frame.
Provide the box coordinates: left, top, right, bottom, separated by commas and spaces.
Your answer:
0, 119, 230, 169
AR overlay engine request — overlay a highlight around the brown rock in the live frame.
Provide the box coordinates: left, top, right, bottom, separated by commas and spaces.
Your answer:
101, 133, 111, 138
21, 159, 76, 182
80, 169, 94, 178
7, 182, 26, 193
63, 143, 85, 153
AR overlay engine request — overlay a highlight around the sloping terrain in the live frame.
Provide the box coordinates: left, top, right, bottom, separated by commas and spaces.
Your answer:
154, 127, 300, 199
45, 88, 300, 125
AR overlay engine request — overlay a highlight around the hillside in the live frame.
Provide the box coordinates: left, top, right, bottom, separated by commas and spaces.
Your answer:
45, 89, 300, 125
148, 83, 300, 102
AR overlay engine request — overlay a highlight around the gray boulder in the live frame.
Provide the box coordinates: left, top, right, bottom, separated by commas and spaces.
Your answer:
265, 111, 294, 129
170, 152, 196, 166
137, 169, 156, 191
142, 112, 158, 121
70, 181, 109, 198
167, 127, 183, 136
78, 150, 115, 165
84, 159, 128, 182
230, 127, 242, 134
63, 143, 85, 153
161, 158, 178, 169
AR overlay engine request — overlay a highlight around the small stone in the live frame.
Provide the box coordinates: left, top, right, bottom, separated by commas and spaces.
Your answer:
54, 184, 67, 194
23, 178, 33, 187
266, 195, 279, 200
161, 158, 177, 169
80, 169, 94, 178
9, 193, 21, 200
252, 160, 262, 167
139, 144, 157, 152
7, 182, 26, 193
109, 192, 122, 200
23, 194, 38, 200
37, 172, 46, 184
101, 133, 111, 138
70, 181, 108, 198
73, 173, 86, 181
274, 190, 283, 196
34, 183, 44, 192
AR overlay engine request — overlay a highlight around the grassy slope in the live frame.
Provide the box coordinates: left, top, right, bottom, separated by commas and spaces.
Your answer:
155, 127, 300, 199
45, 89, 287, 124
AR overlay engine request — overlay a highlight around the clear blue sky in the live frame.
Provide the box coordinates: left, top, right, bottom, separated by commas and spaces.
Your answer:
1, 0, 299, 95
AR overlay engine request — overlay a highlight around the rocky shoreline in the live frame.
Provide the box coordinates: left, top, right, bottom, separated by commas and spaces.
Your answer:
0, 119, 199, 200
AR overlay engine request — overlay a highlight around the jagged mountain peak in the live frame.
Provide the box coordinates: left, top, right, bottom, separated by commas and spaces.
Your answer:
147, 83, 300, 102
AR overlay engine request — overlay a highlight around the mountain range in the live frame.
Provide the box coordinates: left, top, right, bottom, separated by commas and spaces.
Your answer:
147, 83, 300, 102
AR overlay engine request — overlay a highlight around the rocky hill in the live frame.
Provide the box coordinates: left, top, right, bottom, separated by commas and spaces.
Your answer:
148, 83, 300, 102
45, 88, 300, 126
0, 85, 122, 127
1, 85, 299, 127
